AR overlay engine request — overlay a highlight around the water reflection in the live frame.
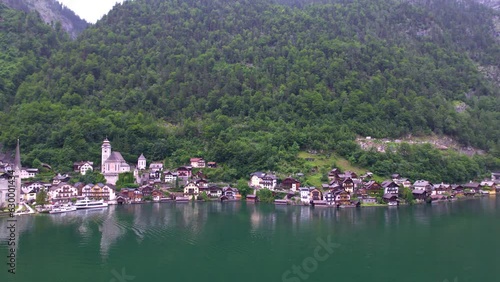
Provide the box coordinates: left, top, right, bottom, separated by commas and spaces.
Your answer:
0, 197, 498, 261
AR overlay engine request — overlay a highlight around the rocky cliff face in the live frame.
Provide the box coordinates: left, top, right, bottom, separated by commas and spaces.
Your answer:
1, 0, 88, 39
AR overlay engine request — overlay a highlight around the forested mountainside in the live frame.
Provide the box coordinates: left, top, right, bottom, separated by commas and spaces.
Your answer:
0, 0, 88, 38
0, 0, 499, 182
0, 3, 69, 114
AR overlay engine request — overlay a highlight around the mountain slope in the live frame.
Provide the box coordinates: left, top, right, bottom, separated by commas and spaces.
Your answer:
0, 0, 88, 38
0, 0, 499, 181
0, 3, 69, 111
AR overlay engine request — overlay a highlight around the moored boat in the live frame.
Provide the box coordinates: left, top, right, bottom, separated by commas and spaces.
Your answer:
74, 198, 108, 209
49, 205, 77, 214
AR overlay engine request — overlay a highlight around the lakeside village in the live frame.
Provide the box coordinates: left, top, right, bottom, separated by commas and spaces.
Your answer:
1, 138, 500, 215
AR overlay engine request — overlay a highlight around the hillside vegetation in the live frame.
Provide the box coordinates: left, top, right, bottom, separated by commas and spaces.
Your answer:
0, 0, 499, 183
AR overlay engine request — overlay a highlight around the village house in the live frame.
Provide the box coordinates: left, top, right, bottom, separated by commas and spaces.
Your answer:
492, 172, 500, 184
131, 189, 143, 202
281, 177, 300, 192
299, 187, 312, 203
324, 190, 335, 205
208, 185, 222, 198
164, 170, 178, 183
260, 174, 278, 190
141, 186, 154, 198
383, 194, 399, 206
20, 168, 39, 179
342, 177, 355, 194
196, 179, 208, 189
364, 180, 383, 195
413, 180, 433, 193
337, 171, 358, 182
48, 182, 78, 203
21, 188, 37, 202
359, 172, 373, 181
463, 182, 481, 195
73, 161, 94, 175
394, 178, 412, 188
432, 183, 452, 195
149, 162, 163, 172
20, 181, 46, 202
391, 173, 401, 181
177, 166, 192, 179
355, 187, 368, 198
222, 187, 239, 200
310, 188, 323, 201
101, 138, 131, 185
382, 180, 399, 195
480, 180, 497, 195
148, 170, 162, 183
52, 173, 71, 185
250, 172, 266, 187
327, 168, 341, 182
190, 158, 206, 168
81, 183, 116, 200
22, 181, 45, 192
184, 181, 199, 199
412, 189, 427, 201
207, 162, 217, 168
249, 172, 279, 190
117, 188, 143, 203
152, 189, 163, 201
334, 190, 351, 206
451, 184, 464, 196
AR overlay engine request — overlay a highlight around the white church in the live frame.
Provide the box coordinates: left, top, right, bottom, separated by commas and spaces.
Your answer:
101, 138, 131, 185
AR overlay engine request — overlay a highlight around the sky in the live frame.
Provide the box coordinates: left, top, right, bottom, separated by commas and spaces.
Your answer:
58, 0, 125, 23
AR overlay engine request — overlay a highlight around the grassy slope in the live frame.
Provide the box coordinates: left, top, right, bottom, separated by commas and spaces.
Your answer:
297, 151, 384, 187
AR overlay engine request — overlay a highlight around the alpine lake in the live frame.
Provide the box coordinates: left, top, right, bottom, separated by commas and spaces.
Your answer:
1, 196, 499, 282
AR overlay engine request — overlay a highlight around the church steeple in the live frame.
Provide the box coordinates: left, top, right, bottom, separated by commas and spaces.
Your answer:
101, 138, 112, 173
138, 153, 146, 170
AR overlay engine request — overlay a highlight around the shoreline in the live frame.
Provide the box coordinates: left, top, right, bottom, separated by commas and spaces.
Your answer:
2, 193, 493, 216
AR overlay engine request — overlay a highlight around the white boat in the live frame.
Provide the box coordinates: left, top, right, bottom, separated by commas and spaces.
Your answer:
74, 198, 109, 210
49, 205, 77, 214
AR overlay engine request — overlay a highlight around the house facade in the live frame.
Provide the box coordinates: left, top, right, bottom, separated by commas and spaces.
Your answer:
190, 158, 205, 168
281, 177, 300, 191
382, 180, 399, 194
184, 182, 199, 199
300, 187, 311, 203
48, 183, 78, 203
73, 161, 94, 175
20, 168, 39, 179
164, 171, 178, 183
250, 172, 266, 187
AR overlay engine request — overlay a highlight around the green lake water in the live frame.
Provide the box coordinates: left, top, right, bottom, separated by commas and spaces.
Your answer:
1, 197, 499, 282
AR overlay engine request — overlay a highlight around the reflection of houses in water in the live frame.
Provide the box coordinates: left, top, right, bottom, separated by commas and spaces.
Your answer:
249, 205, 277, 233
384, 205, 400, 226
99, 207, 125, 260
0, 215, 34, 253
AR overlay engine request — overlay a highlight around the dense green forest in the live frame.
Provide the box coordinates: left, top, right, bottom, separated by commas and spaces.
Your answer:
0, 0, 499, 183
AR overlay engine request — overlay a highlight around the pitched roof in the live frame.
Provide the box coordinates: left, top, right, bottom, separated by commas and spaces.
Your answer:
106, 151, 126, 162
251, 172, 266, 178
138, 153, 146, 160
